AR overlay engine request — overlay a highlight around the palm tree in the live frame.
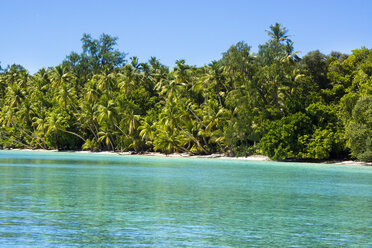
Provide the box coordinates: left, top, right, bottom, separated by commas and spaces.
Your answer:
127, 111, 140, 136
138, 116, 155, 146
93, 70, 117, 99
32, 112, 48, 149
96, 98, 118, 127
266, 23, 290, 43
200, 61, 227, 106
79, 100, 100, 140
199, 99, 230, 152
82, 138, 99, 152
156, 77, 185, 101
96, 97, 119, 150
55, 81, 76, 111
45, 112, 63, 149
98, 128, 115, 151
85, 78, 101, 104
51, 65, 76, 88
149, 57, 169, 85
6, 83, 25, 108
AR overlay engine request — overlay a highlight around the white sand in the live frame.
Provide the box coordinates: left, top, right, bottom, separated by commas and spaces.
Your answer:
5, 148, 372, 165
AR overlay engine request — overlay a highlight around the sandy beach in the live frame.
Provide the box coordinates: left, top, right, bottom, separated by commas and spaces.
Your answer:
4, 148, 372, 166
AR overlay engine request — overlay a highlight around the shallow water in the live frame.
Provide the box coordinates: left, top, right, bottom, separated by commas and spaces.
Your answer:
0, 150, 371, 247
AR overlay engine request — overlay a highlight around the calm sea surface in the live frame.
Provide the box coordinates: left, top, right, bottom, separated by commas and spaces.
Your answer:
0, 150, 371, 247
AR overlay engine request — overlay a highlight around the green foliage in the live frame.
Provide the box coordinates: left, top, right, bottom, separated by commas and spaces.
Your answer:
345, 97, 372, 161
259, 113, 312, 160
301, 50, 329, 89
0, 27, 370, 161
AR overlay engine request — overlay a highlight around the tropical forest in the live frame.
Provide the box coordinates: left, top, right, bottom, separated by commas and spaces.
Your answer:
0, 23, 371, 161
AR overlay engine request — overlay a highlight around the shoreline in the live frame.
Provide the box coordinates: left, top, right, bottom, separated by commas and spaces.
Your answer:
2, 148, 372, 166
4, 148, 271, 161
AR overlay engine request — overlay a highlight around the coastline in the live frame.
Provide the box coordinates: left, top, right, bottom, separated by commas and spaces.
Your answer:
4, 149, 271, 161
2, 148, 372, 166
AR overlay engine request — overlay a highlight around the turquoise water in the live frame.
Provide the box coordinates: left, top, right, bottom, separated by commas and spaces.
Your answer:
0, 150, 371, 247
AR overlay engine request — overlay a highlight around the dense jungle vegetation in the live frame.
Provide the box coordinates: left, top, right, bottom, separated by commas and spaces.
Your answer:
0, 24, 371, 161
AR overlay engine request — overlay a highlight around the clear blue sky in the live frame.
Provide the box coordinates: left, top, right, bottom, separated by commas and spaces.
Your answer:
1, 0, 371, 74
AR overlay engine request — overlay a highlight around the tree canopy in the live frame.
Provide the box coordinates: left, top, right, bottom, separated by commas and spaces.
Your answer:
0, 24, 371, 161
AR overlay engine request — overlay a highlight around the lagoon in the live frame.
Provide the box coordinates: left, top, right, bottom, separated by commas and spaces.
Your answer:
0, 150, 371, 247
